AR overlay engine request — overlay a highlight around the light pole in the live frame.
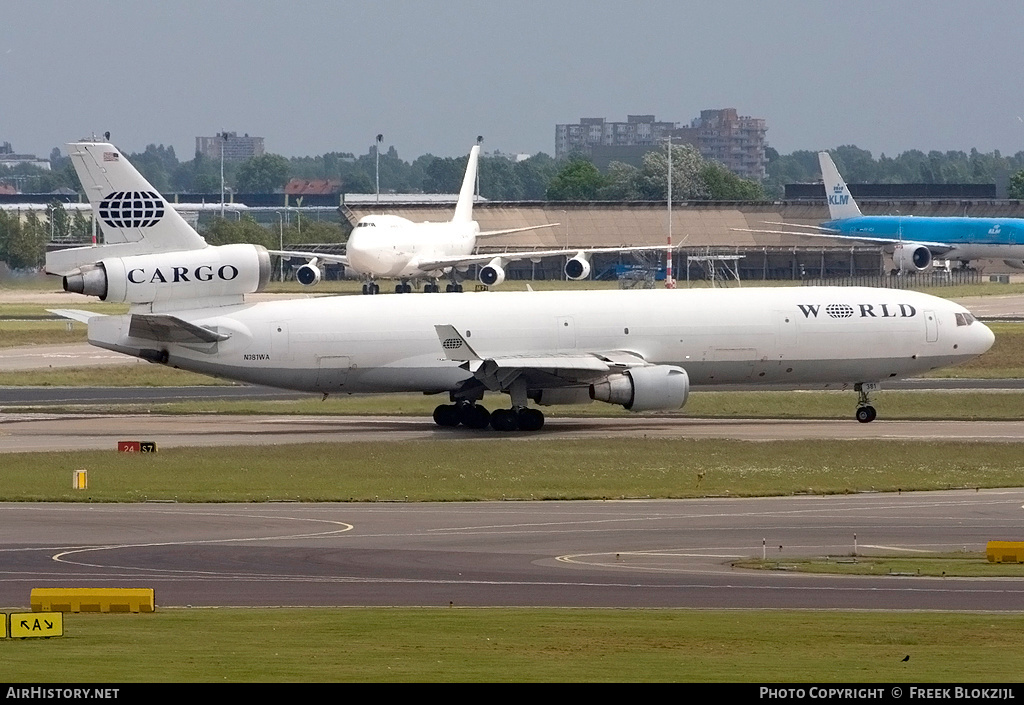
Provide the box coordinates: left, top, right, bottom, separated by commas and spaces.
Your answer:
375, 134, 383, 204
277, 211, 284, 281
665, 137, 675, 289
219, 131, 227, 219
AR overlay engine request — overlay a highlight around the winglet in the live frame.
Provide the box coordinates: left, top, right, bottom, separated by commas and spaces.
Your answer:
434, 324, 481, 361
818, 151, 862, 220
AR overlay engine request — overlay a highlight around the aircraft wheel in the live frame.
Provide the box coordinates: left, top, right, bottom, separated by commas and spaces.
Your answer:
490, 408, 519, 432
517, 408, 545, 432
361, 284, 369, 295
459, 404, 490, 429
855, 406, 877, 423
433, 404, 460, 427
369, 283, 379, 295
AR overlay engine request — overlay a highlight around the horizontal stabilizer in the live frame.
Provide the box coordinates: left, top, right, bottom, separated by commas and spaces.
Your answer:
129, 314, 230, 344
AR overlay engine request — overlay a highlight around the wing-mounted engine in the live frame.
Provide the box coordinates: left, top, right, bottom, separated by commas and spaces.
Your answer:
564, 251, 591, 280
63, 243, 272, 305
892, 243, 933, 271
590, 365, 690, 411
296, 259, 322, 286
479, 257, 506, 286
1003, 259, 1024, 270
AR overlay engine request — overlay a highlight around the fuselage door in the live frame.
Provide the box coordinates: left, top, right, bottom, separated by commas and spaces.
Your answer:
924, 310, 938, 343
556, 316, 576, 351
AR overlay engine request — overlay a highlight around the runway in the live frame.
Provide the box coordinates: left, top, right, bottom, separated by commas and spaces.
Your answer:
2, 490, 1023, 610
4, 413, 1024, 452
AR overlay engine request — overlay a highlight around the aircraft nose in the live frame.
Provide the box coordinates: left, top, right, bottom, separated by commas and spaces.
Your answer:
969, 319, 996, 356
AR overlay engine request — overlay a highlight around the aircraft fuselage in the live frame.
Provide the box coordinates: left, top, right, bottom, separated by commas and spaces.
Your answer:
88, 287, 993, 396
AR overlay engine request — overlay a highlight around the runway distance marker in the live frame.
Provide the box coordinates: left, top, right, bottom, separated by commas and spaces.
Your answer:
117, 441, 157, 453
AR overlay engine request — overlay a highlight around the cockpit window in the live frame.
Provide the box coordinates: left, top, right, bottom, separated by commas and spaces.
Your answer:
356, 222, 376, 227
955, 312, 977, 326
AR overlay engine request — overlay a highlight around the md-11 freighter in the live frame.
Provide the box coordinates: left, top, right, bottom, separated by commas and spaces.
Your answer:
47, 141, 994, 430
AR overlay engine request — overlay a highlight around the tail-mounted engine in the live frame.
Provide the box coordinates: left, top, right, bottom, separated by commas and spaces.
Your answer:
63, 243, 272, 304
590, 365, 690, 411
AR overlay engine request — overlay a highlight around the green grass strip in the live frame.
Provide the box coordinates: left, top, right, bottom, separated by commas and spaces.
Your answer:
5, 439, 1024, 502
2, 608, 1023, 682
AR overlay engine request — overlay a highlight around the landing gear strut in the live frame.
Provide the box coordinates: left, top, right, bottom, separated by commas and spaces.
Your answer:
855, 383, 877, 423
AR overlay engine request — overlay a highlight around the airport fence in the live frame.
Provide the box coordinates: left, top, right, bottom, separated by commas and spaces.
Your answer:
800, 270, 982, 289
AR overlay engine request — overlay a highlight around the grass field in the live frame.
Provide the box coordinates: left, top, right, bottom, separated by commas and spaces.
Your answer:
735, 552, 1024, 578
3, 608, 1023, 682
5, 438, 1024, 502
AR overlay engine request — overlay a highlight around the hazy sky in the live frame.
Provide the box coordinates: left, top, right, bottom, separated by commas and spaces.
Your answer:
4, 1, 1024, 162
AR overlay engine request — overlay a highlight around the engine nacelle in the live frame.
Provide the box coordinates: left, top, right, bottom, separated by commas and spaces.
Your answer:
533, 387, 594, 406
564, 252, 591, 280
892, 243, 932, 271
1003, 259, 1024, 270
590, 365, 690, 412
63, 243, 272, 304
479, 258, 506, 286
296, 262, 322, 286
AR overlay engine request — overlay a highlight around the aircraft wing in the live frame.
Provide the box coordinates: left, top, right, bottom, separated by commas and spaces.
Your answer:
415, 244, 676, 274
730, 227, 954, 251
476, 223, 560, 238
435, 324, 647, 389
128, 314, 231, 344
270, 250, 349, 266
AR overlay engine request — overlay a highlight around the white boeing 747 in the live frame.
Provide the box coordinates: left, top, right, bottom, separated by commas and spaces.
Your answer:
277, 144, 674, 293
46, 141, 994, 430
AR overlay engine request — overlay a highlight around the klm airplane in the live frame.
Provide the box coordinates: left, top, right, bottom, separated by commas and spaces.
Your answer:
807, 152, 1024, 272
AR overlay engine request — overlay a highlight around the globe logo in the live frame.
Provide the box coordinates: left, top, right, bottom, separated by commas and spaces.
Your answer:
825, 303, 855, 318
98, 191, 165, 229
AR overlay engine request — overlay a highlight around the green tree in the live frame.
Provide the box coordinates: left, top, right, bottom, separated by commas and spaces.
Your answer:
48, 202, 72, 240
422, 156, 467, 193
202, 216, 275, 249
235, 154, 290, 193
699, 162, 766, 200
634, 144, 709, 201
1009, 170, 1024, 199
5, 210, 47, 269
546, 158, 606, 200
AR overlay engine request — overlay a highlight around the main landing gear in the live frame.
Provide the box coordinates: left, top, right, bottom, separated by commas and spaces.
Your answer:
855, 382, 878, 423
361, 282, 380, 295
432, 402, 544, 432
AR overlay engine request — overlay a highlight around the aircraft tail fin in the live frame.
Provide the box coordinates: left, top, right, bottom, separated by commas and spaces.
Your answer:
48, 142, 208, 274
452, 145, 480, 224
818, 151, 862, 220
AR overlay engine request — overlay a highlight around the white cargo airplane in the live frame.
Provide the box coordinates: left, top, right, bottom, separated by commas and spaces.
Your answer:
276, 144, 672, 293
47, 141, 994, 430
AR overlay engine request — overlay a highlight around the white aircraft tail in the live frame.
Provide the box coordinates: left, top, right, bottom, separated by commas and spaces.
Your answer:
451, 145, 480, 224
818, 151, 862, 221
46, 141, 208, 274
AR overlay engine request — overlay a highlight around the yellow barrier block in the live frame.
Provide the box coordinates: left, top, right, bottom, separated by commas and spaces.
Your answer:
1, 613, 6, 638
31, 588, 155, 613
986, 541, 1024, 563
10, 612, 63, 638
